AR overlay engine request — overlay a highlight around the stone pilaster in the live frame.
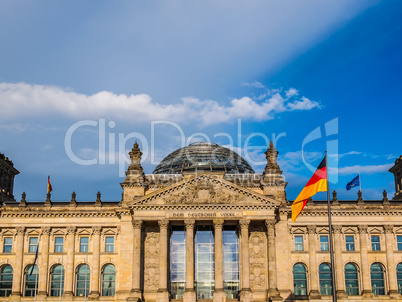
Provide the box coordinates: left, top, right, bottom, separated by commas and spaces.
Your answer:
63, 226, 76, 297
213, 219, 226, 302
129, 219, 143, 302
38, 227, 50, 298
307, 226, 321, 299
384, 225, 400, 299
157, 220, 169, 302
240, 219, 252, 302
332, 226, 347, 298
265, 219, 282, 301
89, 226, 101, 298
358, 225, 374, 298
183, 220, 196, 302
10, 227, 24, 299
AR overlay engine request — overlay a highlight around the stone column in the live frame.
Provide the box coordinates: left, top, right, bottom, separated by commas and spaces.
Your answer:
10, 227, 24, 299
89, 226, 101, 298
38, 227, 50, 298
239, 219, 252, 302
332, 226, 347, 298
213, 219, 226, 302
129, 220, 143, 301
157, 220, 169, 302
183, 220, 196, 302
265, 219, 282, 301
358, 225, 373, 298
63, 226, 76, 297
307, 226, 321, 299
384, 225, 400, 299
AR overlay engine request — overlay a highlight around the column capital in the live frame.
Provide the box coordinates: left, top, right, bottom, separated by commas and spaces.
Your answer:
358, 225, 368, 234
132, 220, 143, 229
265, 219, 276, 229
307, 225, 316, 234
158, 219, 169, 230
66, 226, 76, 235
213, 219, 224, 228
41, 226, 51, 235
239, 219, 250, 229
384, 225, 394, 234
333, 225, 342, 234
92, 226, 102, 235
184, 219, 195, 229
16, 227, 25, 235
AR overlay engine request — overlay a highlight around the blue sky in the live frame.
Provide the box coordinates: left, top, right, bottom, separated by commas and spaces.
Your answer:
0, 0, 401, 202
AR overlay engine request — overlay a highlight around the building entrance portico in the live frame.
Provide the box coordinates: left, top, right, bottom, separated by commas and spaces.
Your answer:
124, 173, 282, 302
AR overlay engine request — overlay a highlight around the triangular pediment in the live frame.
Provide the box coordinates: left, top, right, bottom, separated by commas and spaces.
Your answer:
128, 174, 280, 208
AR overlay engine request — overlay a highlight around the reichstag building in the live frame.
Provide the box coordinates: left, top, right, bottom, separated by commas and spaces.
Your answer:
0, 142, 402, 302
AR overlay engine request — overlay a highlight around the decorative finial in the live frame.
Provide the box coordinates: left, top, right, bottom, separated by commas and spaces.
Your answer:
383, 190, 390, 206
45, 192, 52, 206
70, 191, 77, 206
357, 190, 364, 205
19, 192, 27, 207
307, 196, 314, 205
95, 191, 102, 206
332, 190, 339, 205
263, 141, 281, 174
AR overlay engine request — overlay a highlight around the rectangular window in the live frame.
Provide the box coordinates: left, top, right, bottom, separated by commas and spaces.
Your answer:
320, 236, 329, 251
295, 236, 303, 251
346, 235, 355, 251
105, 236, 114, 252
54, 237, 64, 252
29, 237, 38, 253
80, 237, 89, 252
371, 235, 380, 251
397, 236, 402, 251
3, 237, 12, 253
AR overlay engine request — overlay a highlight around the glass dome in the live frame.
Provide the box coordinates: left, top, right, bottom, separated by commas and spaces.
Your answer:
153, 142, 255, 174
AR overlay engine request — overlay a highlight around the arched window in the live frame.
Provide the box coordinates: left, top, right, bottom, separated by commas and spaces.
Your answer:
319, 263, 332, 295
76, 264, 90, 297
293, 263, 307, 296
345, 263, 359, 295
370, 263, 385, 295
396, 263, 402, 294
50, 264, 65, 296
0, 265, 13, 297
24, 265, 38, 297
101, 264, 116, 296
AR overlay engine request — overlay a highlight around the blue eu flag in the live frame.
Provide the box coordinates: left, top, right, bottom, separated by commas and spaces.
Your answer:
346, 175, 360, 191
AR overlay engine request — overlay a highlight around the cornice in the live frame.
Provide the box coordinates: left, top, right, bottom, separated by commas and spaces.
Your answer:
0, 210, 118, 218
279, 207, 402, 218
131, 204, 274, 211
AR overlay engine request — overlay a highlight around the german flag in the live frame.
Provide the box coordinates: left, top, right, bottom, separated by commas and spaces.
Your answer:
47, 175, 52, 194
291, 156, 328, 222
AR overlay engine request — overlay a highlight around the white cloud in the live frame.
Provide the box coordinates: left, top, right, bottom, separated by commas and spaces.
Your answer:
242, 81, 266, 89
0, 82, 321, 126
287, 97, 321, 111
285, 88, 299, 98
332, 163, 393, 176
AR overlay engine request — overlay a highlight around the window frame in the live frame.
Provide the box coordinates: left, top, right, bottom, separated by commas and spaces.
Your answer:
319, 263, 332, 295
294, 236, 304, 251
0, 265, 13, 297
371, 235, 380, 251
24, 265, 39, 297
320, 235, 329, 252
75, 264, 90, 297
397, 236, 402, 251
370, 263, 385, 295
49, 264, 64, 297
293, 263, 308, 296
79, 237, 89, 253
105, 236, 114, 253
101, 264, 116, 296
345, 235, 355, 251
3, 237, 12, 253
28, 237, 38, 253
54, 237, 64, 253
344, 263, 359, 295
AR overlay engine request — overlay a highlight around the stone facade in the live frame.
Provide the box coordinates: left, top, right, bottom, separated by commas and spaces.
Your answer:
0, 145, 402, 302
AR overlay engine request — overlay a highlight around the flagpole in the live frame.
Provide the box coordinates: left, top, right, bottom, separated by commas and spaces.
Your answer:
325, 151, 337, 302
359, 172, 362, 192
84, 244, 88, 302
34, 245, 39, 302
